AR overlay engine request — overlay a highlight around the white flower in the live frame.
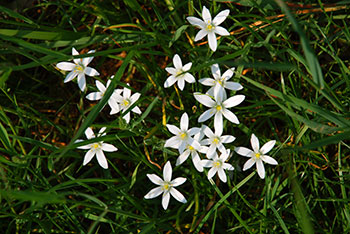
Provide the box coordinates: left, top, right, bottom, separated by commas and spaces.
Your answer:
193, 92, 245, 131
56, 47, 100, 91
235, 134, 278, 179
85, 77, 123, 114
176, 127, 208, 172
164, 112, 200, 153
164, 54, 195, 90
199, 64, 243, 100
144, 161, 187, 210
200, 125, 235, 159
76, 127, 118, 169
201, 150, 234, 183
187, 6, 230, 51
113, 84, 141, 123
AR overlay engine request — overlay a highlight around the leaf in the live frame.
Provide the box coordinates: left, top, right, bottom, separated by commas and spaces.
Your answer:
169, 25, 189, 47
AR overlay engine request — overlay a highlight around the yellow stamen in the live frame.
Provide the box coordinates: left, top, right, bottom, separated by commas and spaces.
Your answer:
75, 65, 84, 72
255, 153, 261, 158
176, 70, 183, 77
123, 99, 129, 107
214, 161, 221, 167
164, 184, 169, 190
206, 24, 214, 31
188, 145, 194, 151
92, 143, 99, 149
215, 105, 222, 111
212, 137, 220, 144
217, 79, 223, 85
180, 132, 187, 139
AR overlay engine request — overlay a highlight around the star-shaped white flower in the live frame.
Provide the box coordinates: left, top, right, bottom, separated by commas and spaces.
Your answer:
164, 54, 195, 90
193, 92, 245, 132
200, 125, 235, 159
235, 134, 278, 179
164, 112, 200, 153
199, 64, 243, 100
176, 127, 208, 172
85, 77, 123, 114
187, 6, 230, 51
113, 84, 141, 123
144, 161, 187, 210
76, 127, 118, 169
201, 150, 234, 183
56, 47, 100, 91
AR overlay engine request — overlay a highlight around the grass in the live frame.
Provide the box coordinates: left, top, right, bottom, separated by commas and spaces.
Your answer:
1, 0, 350, 233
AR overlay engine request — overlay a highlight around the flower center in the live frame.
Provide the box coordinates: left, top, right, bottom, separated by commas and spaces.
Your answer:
176, 69, 183, 77
188, 145, 194, 151
92, 143, 100, 149
217, 79, 223, 86
75, 64, 85, 73
255, 153, 261, 158
215, 105, 222, 111
162, 182, 171, 191
206, 23, 215, 31
214, 160, 222, 168
180, 132, 188, 140
123, 99, 130, 107
212, 137, 220, 145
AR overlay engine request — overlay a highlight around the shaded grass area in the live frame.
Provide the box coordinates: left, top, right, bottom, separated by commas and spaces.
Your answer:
0, 0, 350, 233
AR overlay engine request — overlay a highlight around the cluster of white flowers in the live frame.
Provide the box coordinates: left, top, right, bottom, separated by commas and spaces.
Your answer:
55, 5, 279, 211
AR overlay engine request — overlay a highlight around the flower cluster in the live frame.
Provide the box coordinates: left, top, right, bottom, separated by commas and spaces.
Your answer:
55, 5, 279, 211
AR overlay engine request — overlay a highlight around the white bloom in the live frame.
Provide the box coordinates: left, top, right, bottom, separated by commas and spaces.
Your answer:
164, 54, 195, 90
85, 77, 123, 114
113, 84, 141, 123
200, 125, 235, 159
56, 47, 100, 91
144, 161, 187, 210
199, 64, 243, 100
187, 6, 230, 51
201, 150, 234, 183
164, 112, 200, 153
176, 127, 208, 172
193, 92, 245, 131
76, 127, 118, 169
235, 134, 278, 179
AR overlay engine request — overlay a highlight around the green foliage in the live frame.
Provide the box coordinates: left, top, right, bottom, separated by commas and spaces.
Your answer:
0, 0, 350, 233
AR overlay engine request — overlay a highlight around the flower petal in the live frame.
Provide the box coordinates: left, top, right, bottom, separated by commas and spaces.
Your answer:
194, 29, 208, 41
235, 147, 254, 157
188, 127, 201, 136
176, 150, 190, 166
163, 161, 172, 182
217, 168, 227, 183
221, 135, 235, 143
202, 6, 212, 22
213, 9, 230, 25
144, 186, 163, 199
184, 73, 195, 83
180, 113, 189, 131
192, 152, 203, 172
63, 71, 78, 83
132, 106, 142, 114
214, 112, 223, 134
166, 124, 181, 135
77, 73, 86, 91
222, 109, 239, 124
260, 140, 276, 154
201, 159, 212, 167
256, 160, 265, 179
207, 31, 217, 51
146, 174, 163, 185
214, 26, 230, 36
123, 112, 130, 124
211, 64, 221, 80
199, 78, 215, 86
183, 62, 192, 71
86, 92, 103, 101
225, 82, 243, 91
207, 167, 217, 180
172, 177, 186, 187
82, 50, 95, 66
261, 155, 278, 165
85, 127, 95, 139
162, 192, 170, 210
164, 136, 181, 149
72, 47, 81, 64
223, 162, 234, 171
57, 62, 75, 71
177, 78, 185, 90
221, 68, 234, 81
243, 158, 255, 171
96, 150, 108, 169
101, 143, 118, 152
187, 16, 205, 28
173, 54, 182, 70
164, 75, 177, 88
123, 86, 131, 99
198, 109, 215, 123
194, 93, 216, 107
95, 80, 106, 93
85, 67, 100, 77
251, 134, 260, 153
170, 188, 187, 203
223, 95, 245, 108
83, 150, 95, 166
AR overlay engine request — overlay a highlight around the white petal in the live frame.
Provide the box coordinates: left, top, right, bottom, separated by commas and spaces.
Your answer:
184, 73, 195, 83
163, 161, 172, 182
170, 188, 187, 203
194, 29, 208, 41
85, 127, 95, 139
177, 78, 185, 90
235, 147, 254, 157
211, 64, 221, 80
207, 144, 217, 159
166, 124, 181, 135
202, 125, 214, 138
63, 71, 78, 83
172, 177, 186, 187
225, 82, 243, 91
192, 152, 203, 172
187, 16, 205, 28
132, 106, 141, 114
86, 92, 103, 101
162, 192, 170, 210
223, 95, 245, 108
83, 150, 95, 166
261, 155, 278, 165
214, 26, 230, 36
164, 75, 177, 88
82, 50, 95, 66
96, 150, 108, 169
194, 93, 216, 107
176, 150, 190, 166
217, 168, 227, 183
130, 93, 141, 104
146, 174, 163, 186
84, 67, 100, 77
221, 68, 234, 81
207, 32, 217, 52
101, 143, 118, 152
243, 158, 256, 171
221, 135, 235, 144
179, 141, 187, 154
256, 160, 265, 179
72, 47, 81, 64
98, 127, 106, 136
164, 136, 181, 149
77, 73, 86, 91
180, 113, 189, 131
77, 143, 91, 150
95, 80, 106, 92
165, 67, 177, 75
123, 86, 131, 99
202, 6, 212, 22
199, 78, 215, 86
123, 112, 130, 124
251, 134, 260, 153
222, 163, 234, 171
198, 109, 215, 123
173, 54, 182, 70
222, 109, 239, 124
144, 187, 163, 199
201, 159, 213, 168
260, 140, 276, 154
188, 127, 200, 136
207, 167, 217, 180
57, 62, 75, 71
182, 62, 192, 71
214, 112, 223, 134
213, 9, 230, 25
